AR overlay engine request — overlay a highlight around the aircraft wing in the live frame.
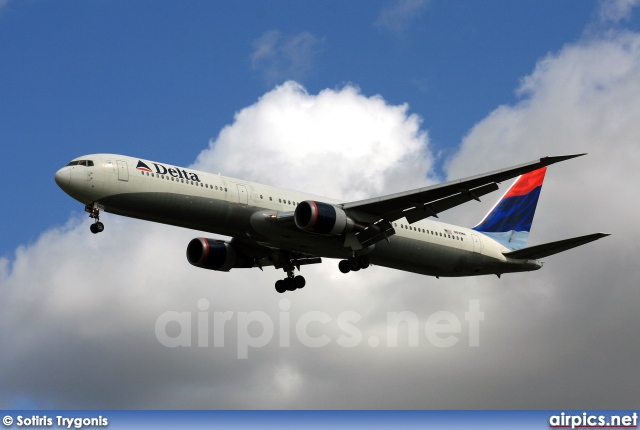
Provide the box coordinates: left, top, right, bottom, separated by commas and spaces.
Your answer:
341, 154, 586, 224
502, 232, 610, 260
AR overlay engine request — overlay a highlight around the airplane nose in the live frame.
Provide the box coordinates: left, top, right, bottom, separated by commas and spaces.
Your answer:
54, 167, 71, 188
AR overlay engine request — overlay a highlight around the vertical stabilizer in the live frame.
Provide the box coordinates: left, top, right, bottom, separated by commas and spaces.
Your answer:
472, 167, 546, 250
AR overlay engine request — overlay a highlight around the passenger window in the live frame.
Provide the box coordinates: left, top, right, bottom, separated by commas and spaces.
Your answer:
269, 197, 272, 201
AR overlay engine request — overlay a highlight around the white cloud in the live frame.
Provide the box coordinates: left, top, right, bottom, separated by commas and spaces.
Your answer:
0, 83, 438, 408
599, 0, 640, 23
250, 31, 324, 86
2, 27, 640, 409
194, 81, 434, 200
443, 29, 640, 407
374, 0, 429, 37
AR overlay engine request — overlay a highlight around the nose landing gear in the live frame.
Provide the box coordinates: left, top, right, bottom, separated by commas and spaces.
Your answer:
85, 202, 105, 234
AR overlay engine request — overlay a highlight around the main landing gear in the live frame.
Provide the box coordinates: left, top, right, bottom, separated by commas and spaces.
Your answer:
275, 274, 306, 293
85, 202, 104, 234
275, 254, 306, 293
338, 255, 370, 274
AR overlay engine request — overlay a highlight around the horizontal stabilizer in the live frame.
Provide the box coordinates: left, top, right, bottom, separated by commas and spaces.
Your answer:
503, 233, 610, 260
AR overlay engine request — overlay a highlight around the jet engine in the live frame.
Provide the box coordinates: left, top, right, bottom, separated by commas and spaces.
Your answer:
294, 200, 356, 235
186, 238, 254, 271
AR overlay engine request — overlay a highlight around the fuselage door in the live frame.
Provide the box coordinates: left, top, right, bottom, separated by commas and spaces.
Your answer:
237, 184, 248, 205
471, 233, 483, 254
117, 160, 129, 181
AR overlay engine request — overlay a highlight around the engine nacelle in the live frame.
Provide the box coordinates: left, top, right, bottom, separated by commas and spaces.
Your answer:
186, 238, 253, 271
294, 200, 355, 235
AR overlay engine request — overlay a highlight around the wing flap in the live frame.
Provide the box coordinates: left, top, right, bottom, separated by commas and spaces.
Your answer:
355, 219, 395, 247
503, 232, 610, 260
399, 182, 499, 224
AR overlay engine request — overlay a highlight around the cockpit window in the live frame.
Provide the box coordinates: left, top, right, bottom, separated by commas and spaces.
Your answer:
66, 160, 94, 167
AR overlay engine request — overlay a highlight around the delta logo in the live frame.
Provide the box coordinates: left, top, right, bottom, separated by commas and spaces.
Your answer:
136, 160, 201, 182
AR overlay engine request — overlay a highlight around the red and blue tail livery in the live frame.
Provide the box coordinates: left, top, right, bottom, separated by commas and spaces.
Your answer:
473, 167, 547, 250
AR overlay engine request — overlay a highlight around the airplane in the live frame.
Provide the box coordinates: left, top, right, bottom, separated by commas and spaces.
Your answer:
54, 153, 608, 293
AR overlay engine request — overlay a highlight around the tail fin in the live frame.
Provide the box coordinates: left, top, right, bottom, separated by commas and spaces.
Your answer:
472, 167, 547, 250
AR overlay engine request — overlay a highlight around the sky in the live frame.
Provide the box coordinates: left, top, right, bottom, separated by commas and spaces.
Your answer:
1, 0, 639, 409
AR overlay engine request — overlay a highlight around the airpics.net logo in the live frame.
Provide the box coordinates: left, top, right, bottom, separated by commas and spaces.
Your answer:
155, 299, 485, 359
549, 412, 638, 429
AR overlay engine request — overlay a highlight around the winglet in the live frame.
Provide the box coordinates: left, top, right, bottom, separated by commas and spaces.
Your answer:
540, 153, 587, 166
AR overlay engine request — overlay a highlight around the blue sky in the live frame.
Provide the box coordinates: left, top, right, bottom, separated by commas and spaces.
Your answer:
2, 0, 640, 410
0, 0, 605, 257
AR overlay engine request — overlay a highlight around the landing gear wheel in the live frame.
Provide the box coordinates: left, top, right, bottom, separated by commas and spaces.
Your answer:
275, 252, 311, 292
357, 255, 370, 269
339, 260, 351, 274
285, 277, 296, 291
86, 202, 104, 234
339, 256, 371, 274
90, 222, 104, 234
348, 258, 360, 271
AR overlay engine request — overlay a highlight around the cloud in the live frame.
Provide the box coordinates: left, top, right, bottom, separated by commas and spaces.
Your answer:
2, 27, 640, 409
1, 83, 437, 408
374, 0, 429, 37
598, 0, 640, 23
444, 29, 640, 406
194, 81, 434, 200
250, 31, 324, 86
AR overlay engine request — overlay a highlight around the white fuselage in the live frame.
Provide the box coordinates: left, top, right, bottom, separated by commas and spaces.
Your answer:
54, 154, 541, 278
